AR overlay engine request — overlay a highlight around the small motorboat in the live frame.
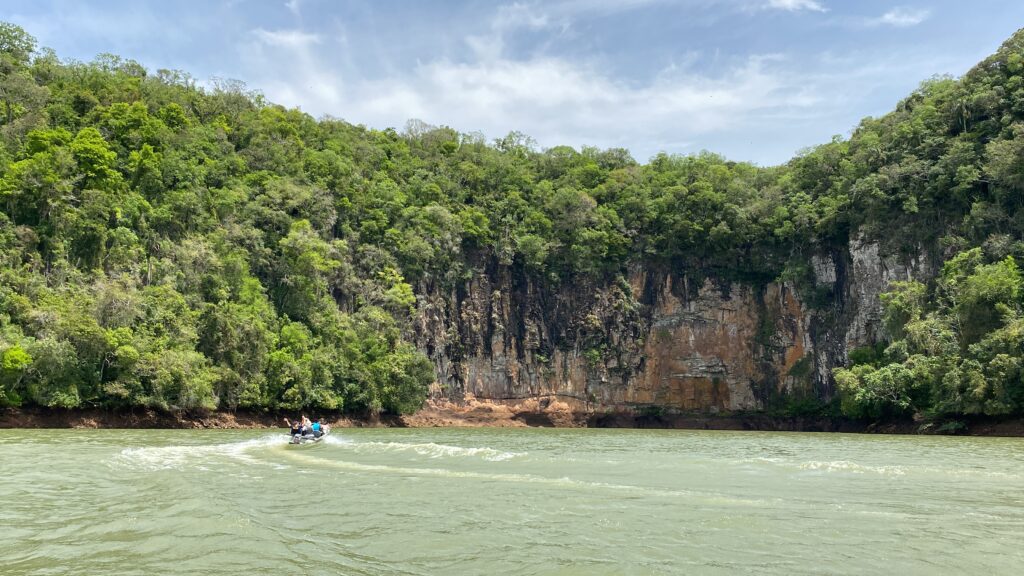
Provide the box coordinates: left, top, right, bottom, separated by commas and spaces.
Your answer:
288, 429, 329, 445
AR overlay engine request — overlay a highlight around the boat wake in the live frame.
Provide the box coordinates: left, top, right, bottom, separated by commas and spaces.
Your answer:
321, 436, 524, 461
113, 435, 289, 471
281, 449, 775, 506
111, 434, 523, 472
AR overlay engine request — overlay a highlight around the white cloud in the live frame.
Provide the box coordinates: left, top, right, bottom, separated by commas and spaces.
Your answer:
238, 15, 971, 165
243, 28, 340, 113
551, 0, 670, 17
764, 0, 827, 12
487, 0, 679, 33
242, 34, 835, 163
870, 7, 930, 27
7, 0, 999, 166
252, 28, 321, 48
285, 0, 301, 16
492, 2, 551, 31
220, 1, 962, 164
236, 1, 932, 164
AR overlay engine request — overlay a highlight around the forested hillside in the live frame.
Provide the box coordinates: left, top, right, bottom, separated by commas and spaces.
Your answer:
2, 21, 1024, 420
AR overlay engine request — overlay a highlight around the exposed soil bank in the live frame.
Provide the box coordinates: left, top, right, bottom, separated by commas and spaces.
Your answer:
0, 406, 403, 430
389, 398, 1024, 436
3, 400, 1024, 436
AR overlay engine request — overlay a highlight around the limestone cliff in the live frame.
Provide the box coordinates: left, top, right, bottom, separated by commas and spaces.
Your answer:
414, 235, 935, 414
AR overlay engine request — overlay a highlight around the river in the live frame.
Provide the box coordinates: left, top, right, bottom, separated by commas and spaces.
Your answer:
1, 428, 1022, 574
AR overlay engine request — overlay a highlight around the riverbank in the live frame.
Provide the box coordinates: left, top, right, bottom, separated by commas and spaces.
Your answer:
3, 398, 1024, 436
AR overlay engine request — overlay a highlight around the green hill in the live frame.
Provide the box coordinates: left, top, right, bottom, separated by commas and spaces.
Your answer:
2, 21, 1024, 421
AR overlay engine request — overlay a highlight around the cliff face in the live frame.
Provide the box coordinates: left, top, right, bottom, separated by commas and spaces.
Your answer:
414, 235, 934, 413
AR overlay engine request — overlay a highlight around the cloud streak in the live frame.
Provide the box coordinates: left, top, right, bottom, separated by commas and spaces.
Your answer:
252, 28, 321, 48
869, 7, 930, 28
764, 0, 827, 12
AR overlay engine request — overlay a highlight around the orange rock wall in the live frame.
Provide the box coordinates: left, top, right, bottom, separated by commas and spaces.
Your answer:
413, 237, 932, 413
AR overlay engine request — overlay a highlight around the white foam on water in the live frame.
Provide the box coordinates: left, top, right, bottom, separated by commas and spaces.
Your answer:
914, 466, 1024, 480
281, 450, 774, 506
288, 449, 663, 489
738, 456, 1024, 481
798, 460, 907, 476
114, 434, 289, 471
321, 435, 524, 461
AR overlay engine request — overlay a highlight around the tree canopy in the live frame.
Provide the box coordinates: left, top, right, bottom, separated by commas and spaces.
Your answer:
3, 22, 1024, 419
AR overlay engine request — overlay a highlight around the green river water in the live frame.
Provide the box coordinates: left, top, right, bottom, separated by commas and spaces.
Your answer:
1, 428, 1022, 575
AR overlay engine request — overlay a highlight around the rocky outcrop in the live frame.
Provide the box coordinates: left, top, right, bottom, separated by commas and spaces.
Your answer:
414, 234, 934, 414
843, 234, 935, 349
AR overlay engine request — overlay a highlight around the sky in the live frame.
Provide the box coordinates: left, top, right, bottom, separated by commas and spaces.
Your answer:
4, 0, 1024, 165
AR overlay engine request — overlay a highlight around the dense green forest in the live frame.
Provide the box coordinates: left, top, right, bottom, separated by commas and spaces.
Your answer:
2, 21, 1024, 419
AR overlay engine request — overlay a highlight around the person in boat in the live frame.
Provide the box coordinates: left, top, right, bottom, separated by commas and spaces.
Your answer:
311, 418, 322, 438
301, 415, 313, 435
284, 417, 302, 437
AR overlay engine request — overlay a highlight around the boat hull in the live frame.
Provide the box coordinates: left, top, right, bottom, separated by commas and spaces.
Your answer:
288, 430, 328, 445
